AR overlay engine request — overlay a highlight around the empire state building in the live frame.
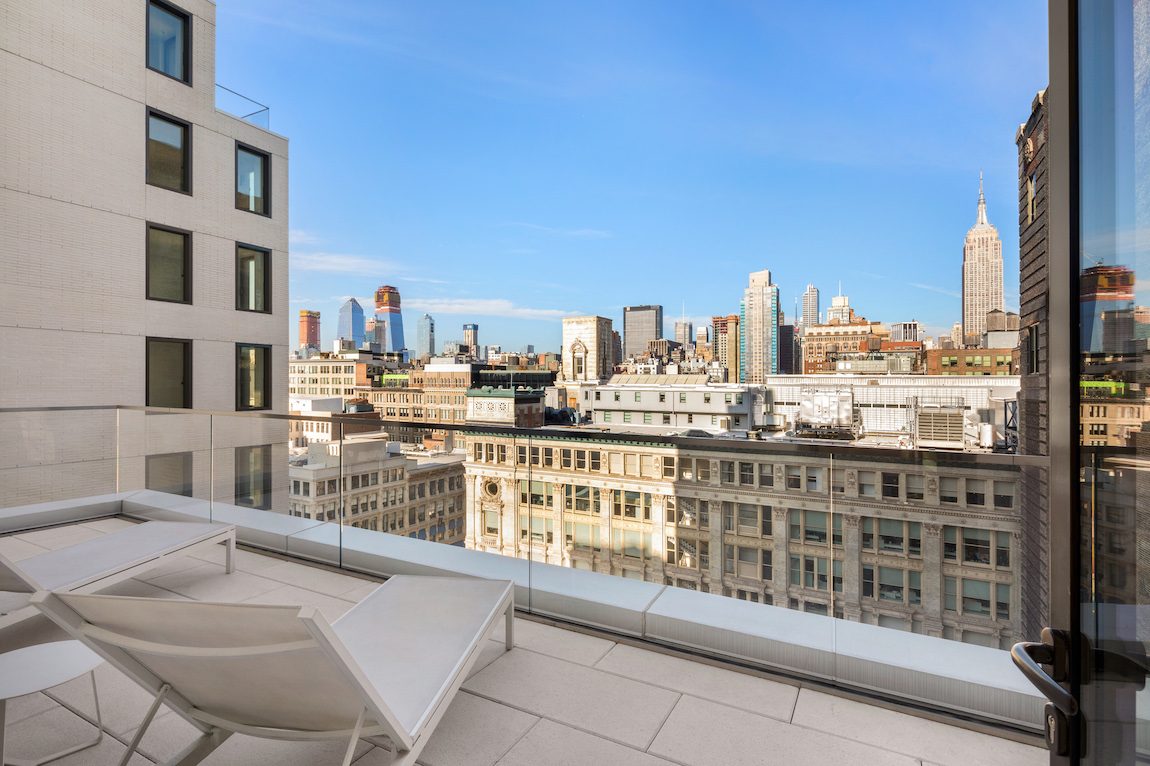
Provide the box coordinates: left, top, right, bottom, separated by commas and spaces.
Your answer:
961, 173, 1005, 339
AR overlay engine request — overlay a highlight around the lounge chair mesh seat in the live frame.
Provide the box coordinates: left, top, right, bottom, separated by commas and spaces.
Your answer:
33, 575, 514, 766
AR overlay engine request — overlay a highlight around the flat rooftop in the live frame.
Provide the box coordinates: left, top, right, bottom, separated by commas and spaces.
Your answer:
0, 518, 1046, 766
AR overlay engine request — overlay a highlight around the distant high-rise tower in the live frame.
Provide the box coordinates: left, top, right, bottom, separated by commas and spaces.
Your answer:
374, 285, 405, 352
801, 284, 820, 327
739, 269, 780, 383
826, 292, 854, 324
712, 315, 740, 380
338, 298, 365, 347
962, 173, 1005, 338
674, 320, 694, 348
623, 305, 663, 358
463, 324, 479, 357
298, 310, 320, 349
416, 314, 435, 358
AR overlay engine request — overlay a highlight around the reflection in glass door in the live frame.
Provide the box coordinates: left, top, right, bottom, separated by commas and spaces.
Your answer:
1075, 0, 1148, 762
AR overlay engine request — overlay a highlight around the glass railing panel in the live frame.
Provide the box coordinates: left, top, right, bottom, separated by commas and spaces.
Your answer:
211, 412, 289, 525
0, 407, 121, 509
115, 408, 213, 505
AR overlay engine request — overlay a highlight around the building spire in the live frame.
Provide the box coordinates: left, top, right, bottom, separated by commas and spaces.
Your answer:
977, 170, 988, 225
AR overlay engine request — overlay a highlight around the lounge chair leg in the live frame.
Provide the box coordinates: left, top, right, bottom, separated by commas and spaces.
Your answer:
118, 683, 170, 766
341, 708, 365, 766
225, 536, 236, 574
505, 602, 514, 650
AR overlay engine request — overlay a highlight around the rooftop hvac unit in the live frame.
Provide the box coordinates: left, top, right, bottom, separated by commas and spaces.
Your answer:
915, 408, 965, 450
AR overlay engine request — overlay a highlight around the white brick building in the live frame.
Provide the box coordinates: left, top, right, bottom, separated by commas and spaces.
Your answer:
0, 0, 289, 508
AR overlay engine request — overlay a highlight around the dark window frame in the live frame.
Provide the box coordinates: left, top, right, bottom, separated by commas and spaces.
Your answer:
235, 242, 272, 313
146, 336, 192, 409
235, 141, 272, 217
146, 0, 192, 85
145, 222, 192, 304
235, 343, 272, 411
146, 108, 192, 194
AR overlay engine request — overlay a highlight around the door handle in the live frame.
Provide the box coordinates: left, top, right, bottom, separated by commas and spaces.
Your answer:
1011, 628, 1078, 716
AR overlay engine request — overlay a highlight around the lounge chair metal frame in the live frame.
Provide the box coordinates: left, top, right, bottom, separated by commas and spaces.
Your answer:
32, 576, 515, 766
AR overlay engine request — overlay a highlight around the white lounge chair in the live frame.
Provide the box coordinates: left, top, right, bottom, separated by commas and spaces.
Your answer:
32, 575, 515, 766
1, 521, 236, 619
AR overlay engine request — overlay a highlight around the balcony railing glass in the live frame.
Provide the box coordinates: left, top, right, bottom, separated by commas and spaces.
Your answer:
0, 404, 1050, 734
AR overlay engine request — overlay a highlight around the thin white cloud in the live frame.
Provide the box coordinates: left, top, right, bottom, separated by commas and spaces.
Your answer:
398, 276, 450, 285
405, 297, 578, 320
504, 222, 612, 239
289, 229, 321, 246
910, 283, 961, 299
291, 252, 395, 274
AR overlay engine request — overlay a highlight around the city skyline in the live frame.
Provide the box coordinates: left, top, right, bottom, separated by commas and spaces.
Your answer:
216, 2, 1053, 351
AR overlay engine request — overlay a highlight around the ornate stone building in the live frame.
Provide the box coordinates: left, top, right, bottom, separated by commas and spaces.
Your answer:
464, 432, 1023, 648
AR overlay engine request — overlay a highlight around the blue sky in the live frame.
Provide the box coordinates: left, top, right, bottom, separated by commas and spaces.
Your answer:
215, 1, 1048, 352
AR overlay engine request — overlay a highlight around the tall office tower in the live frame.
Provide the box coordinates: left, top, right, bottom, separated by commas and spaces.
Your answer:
610, 330, 622, 368
338, 298, 365, 347
674, 320, 694, 348
739, 270, 780, 383
826, 294, 854, 324
0, 1, 289, 508
801, 284, 820, 327
711, 314, 740, 381
777, 323, 796, 374
695, 326, 710, 346
463, 324, 479, 358
416, 314, 436, 358
561, 316, 613, 382
950, 322, 964, 347
623, 305, 663, 358
890, 320, 923, 343
962, 173, 1005, 338
299, 311, 320, 349
374, 285, 405, 352
1016, 89, 1049, 640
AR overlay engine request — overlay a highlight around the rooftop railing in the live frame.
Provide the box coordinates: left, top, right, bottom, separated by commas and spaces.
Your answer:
215, 84, 270, 129
0, 404, 1056, 738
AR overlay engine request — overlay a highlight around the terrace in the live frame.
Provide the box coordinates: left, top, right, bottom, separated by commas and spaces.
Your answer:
0, 490, 1047, 765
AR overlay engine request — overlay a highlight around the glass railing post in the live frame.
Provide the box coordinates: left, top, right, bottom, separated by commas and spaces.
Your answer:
208, 413, 214, 524
338, 418, 344, 567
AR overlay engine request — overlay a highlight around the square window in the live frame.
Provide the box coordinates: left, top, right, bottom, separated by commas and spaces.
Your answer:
236, 343, 271, 410
147, 112, 190, 193
146, 337, 191, 408
236, 144, 270, 215
147, 224, 190, 303
236, 244, 271, 312
235, 444, 272, 510
147, 1, 190, 82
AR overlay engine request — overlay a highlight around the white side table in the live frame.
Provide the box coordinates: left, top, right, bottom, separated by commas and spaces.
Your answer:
0, 641, 104, 766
